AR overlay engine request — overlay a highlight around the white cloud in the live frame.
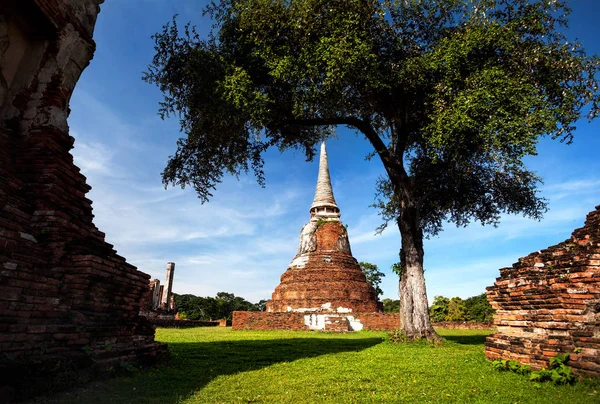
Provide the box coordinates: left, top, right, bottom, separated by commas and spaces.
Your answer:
71, 138, 113, 174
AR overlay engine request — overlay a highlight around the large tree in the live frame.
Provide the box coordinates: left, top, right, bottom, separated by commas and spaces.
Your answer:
144, 0, 599, 339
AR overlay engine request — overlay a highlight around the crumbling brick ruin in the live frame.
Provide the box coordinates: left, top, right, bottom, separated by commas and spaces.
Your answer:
234, 142, 397, 332
140, 262, 177, 318
486, 205, 600, 376
0, 0, 166, 399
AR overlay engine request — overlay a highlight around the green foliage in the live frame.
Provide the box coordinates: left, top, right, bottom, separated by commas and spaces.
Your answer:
359, 261, 385, 298
429, 295, 450, 322
382, 298, 400, 314
494, 351, 578, 387
429, 293, 495, 322
386, 329, 412, 344
145, 0, 599, 231
314, 217, 329, 228
492, 359, 530, 375
530, 353, 577, 386
464, 293, 495, 322
254, 299, 268, 312
173, 291, 262, 320
446, 297, 468, 321
390, 262, 403, 279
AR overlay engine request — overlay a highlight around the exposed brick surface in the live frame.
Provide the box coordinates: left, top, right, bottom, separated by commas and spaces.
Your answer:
0, 1, 166, 399
486, 206, 600, 376
233, 312, 496, 332
233, 311, 308, 331
267, 221, 382, 313
232, 311, 399, 331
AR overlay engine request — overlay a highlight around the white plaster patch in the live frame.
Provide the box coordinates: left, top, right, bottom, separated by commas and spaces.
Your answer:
19, 232, 37, 243
567, 288, 588, 294
336, 306, 352, 313
346, 316, 363, 331
290, 255, 309, 268
304, 314, 326, 330
3, 262, 17, 270
297, 222, 317, 254
293, 307, 320, 312
321, 302, 331, 310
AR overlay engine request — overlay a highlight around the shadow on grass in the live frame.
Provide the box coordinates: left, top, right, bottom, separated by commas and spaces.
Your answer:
41, 336, 383, 404
442, 334, 489, 345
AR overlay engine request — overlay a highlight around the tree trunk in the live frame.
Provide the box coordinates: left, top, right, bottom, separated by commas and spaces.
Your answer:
397, 198, 440, 341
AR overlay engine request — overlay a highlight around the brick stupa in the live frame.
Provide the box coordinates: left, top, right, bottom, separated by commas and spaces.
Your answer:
266, 142, 382, 314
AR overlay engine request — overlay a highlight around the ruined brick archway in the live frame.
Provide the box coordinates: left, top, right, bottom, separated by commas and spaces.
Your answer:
0, 1, 166, 399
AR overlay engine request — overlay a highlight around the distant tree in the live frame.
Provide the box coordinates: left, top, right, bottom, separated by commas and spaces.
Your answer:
428, 293, 494, 322
464, 293, 495, 322
359, 262, 385, 298
382, 298, 400, 314
216, 292, 257, 320
255, 299, 268, 312
446, 297, 468, 322
173, 292, 258, 320
146, 0, 600, 339
429, 295, 450, 322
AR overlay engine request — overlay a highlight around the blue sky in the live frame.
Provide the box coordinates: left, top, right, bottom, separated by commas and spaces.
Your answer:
69, 1, 600, 303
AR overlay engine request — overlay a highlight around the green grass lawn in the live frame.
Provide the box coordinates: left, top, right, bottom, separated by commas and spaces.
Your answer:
37, 327, 598, 403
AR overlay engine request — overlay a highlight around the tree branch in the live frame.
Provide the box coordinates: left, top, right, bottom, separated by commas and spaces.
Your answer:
280, 116, 402, 180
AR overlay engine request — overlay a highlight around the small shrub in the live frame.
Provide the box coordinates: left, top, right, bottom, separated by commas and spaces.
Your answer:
493, 351, 578, 386
530, 353, 576, 386
386, 329, 412, 344
492, 359, 528, 373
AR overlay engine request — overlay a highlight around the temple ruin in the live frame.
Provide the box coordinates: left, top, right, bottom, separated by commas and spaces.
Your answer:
233, 142, 400, 332
0, 0, 166, 399
141, 262, 178, 318
486, 205, 600, 376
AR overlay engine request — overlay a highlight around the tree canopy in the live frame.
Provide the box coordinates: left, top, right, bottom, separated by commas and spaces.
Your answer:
174, 291, 261, 320
359, 262, 385, 298
428, 293, 495, 322
145, 0, 599, 338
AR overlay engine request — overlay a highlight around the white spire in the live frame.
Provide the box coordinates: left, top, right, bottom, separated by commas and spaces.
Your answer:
310, 142, 340, 220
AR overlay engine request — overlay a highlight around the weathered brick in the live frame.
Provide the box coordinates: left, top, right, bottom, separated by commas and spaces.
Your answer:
486, 206, 600, 377
0, 1, 167, 399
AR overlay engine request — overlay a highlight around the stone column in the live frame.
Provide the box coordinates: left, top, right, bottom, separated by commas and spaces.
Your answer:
151, 279, 161, 310
158, 285, 165, 310
161, 262, 175, 310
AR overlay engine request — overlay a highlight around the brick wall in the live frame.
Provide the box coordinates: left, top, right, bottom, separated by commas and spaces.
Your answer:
233, 311, 308, 331
0, 1, 166, 399
233, 312, 497, 332
486, 206, 600, 376
232, 311, 401, 331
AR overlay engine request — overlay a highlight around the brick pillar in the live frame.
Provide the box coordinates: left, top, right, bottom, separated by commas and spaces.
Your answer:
161, 262, 175, 310
151, 279, 161, 310
158, 285, 165, 309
